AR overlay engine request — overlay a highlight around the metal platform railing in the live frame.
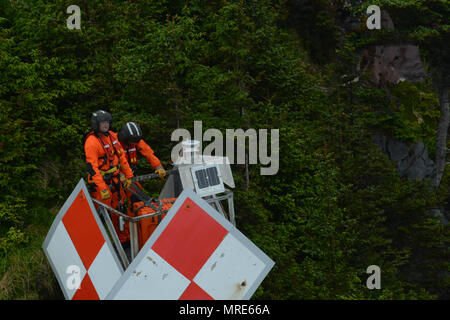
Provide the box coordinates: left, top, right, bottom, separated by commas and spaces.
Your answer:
92, 189, 235, 270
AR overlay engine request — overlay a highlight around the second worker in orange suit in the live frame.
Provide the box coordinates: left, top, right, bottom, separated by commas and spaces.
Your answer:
118, 122, 166, 202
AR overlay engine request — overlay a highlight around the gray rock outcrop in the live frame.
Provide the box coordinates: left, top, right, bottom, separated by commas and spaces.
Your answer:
360, 45, 425, 85
338, 6, 425, 85
373, 135, 436, 180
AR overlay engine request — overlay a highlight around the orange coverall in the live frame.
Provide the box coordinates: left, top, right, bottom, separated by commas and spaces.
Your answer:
120, 139, 162, 170
120, 139, 163, 202
85, 130, 134, 243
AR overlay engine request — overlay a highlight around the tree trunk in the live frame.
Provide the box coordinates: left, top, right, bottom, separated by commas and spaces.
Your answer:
433, 86, 449, 188
245, 151, 249, 191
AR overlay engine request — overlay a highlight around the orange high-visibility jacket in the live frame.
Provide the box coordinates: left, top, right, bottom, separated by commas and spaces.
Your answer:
85, 131, 134, 192
120, 139, 162, 169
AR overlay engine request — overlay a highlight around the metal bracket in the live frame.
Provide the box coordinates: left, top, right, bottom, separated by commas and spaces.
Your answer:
204, 189, 236, 226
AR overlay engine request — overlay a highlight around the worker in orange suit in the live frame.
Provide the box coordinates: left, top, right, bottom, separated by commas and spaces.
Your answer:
118, 121, 166, 203
84, 110, 134, 250
118, 121, 166, 178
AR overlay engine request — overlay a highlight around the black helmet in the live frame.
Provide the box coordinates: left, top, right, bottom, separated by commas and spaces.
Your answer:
91, 110, 112, 132
118, 121, 143, 144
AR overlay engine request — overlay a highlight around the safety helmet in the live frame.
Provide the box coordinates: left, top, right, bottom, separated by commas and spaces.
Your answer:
91, 110, 112, 132
118, 121, 143, 144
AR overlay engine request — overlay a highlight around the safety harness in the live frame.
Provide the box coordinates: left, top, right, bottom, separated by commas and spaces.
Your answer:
97, 133, 121, 174
124, 144, 138, 165
96, 133, 124, 205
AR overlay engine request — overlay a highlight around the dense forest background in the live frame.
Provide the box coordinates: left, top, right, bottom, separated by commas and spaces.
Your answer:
0, 0, 449, 299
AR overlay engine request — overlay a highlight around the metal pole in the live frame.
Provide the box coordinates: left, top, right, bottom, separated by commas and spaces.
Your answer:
211, 194, 226, 218
227, 192, 236, 226
97, 206, 129, 269
129, 221, 139, 260
132, 169, 177, 182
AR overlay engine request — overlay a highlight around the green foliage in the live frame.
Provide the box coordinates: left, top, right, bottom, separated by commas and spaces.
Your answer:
286, 0, 341, 64
389, 81, 440, 154
352, 80, 441, 156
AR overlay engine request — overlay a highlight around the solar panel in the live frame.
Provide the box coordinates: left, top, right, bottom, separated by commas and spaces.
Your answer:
195, 166, 221, 190
195, 170, 208, 189
190, 164, 225, 197
207, 167, 220, 186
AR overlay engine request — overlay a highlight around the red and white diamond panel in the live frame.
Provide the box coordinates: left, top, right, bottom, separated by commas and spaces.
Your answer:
107, 189, 274, 300
43, 179, 123, 300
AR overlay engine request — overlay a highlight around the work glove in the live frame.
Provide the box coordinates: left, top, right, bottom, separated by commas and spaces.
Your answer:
100, 189, 111, 200
120, 174, 133, 189
123, 178, 132, 189
120, 174, 132, 189
155, 167, 166, 179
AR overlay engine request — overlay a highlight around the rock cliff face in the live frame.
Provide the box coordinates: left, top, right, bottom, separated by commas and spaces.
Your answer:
360, 45, 425, 85
341, 7, 439, 182
316, 3, 448, 226
373, 135, 449, 225
373, 135, 436, 180
356, 10, 425, 85
348, 8, 433, 179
